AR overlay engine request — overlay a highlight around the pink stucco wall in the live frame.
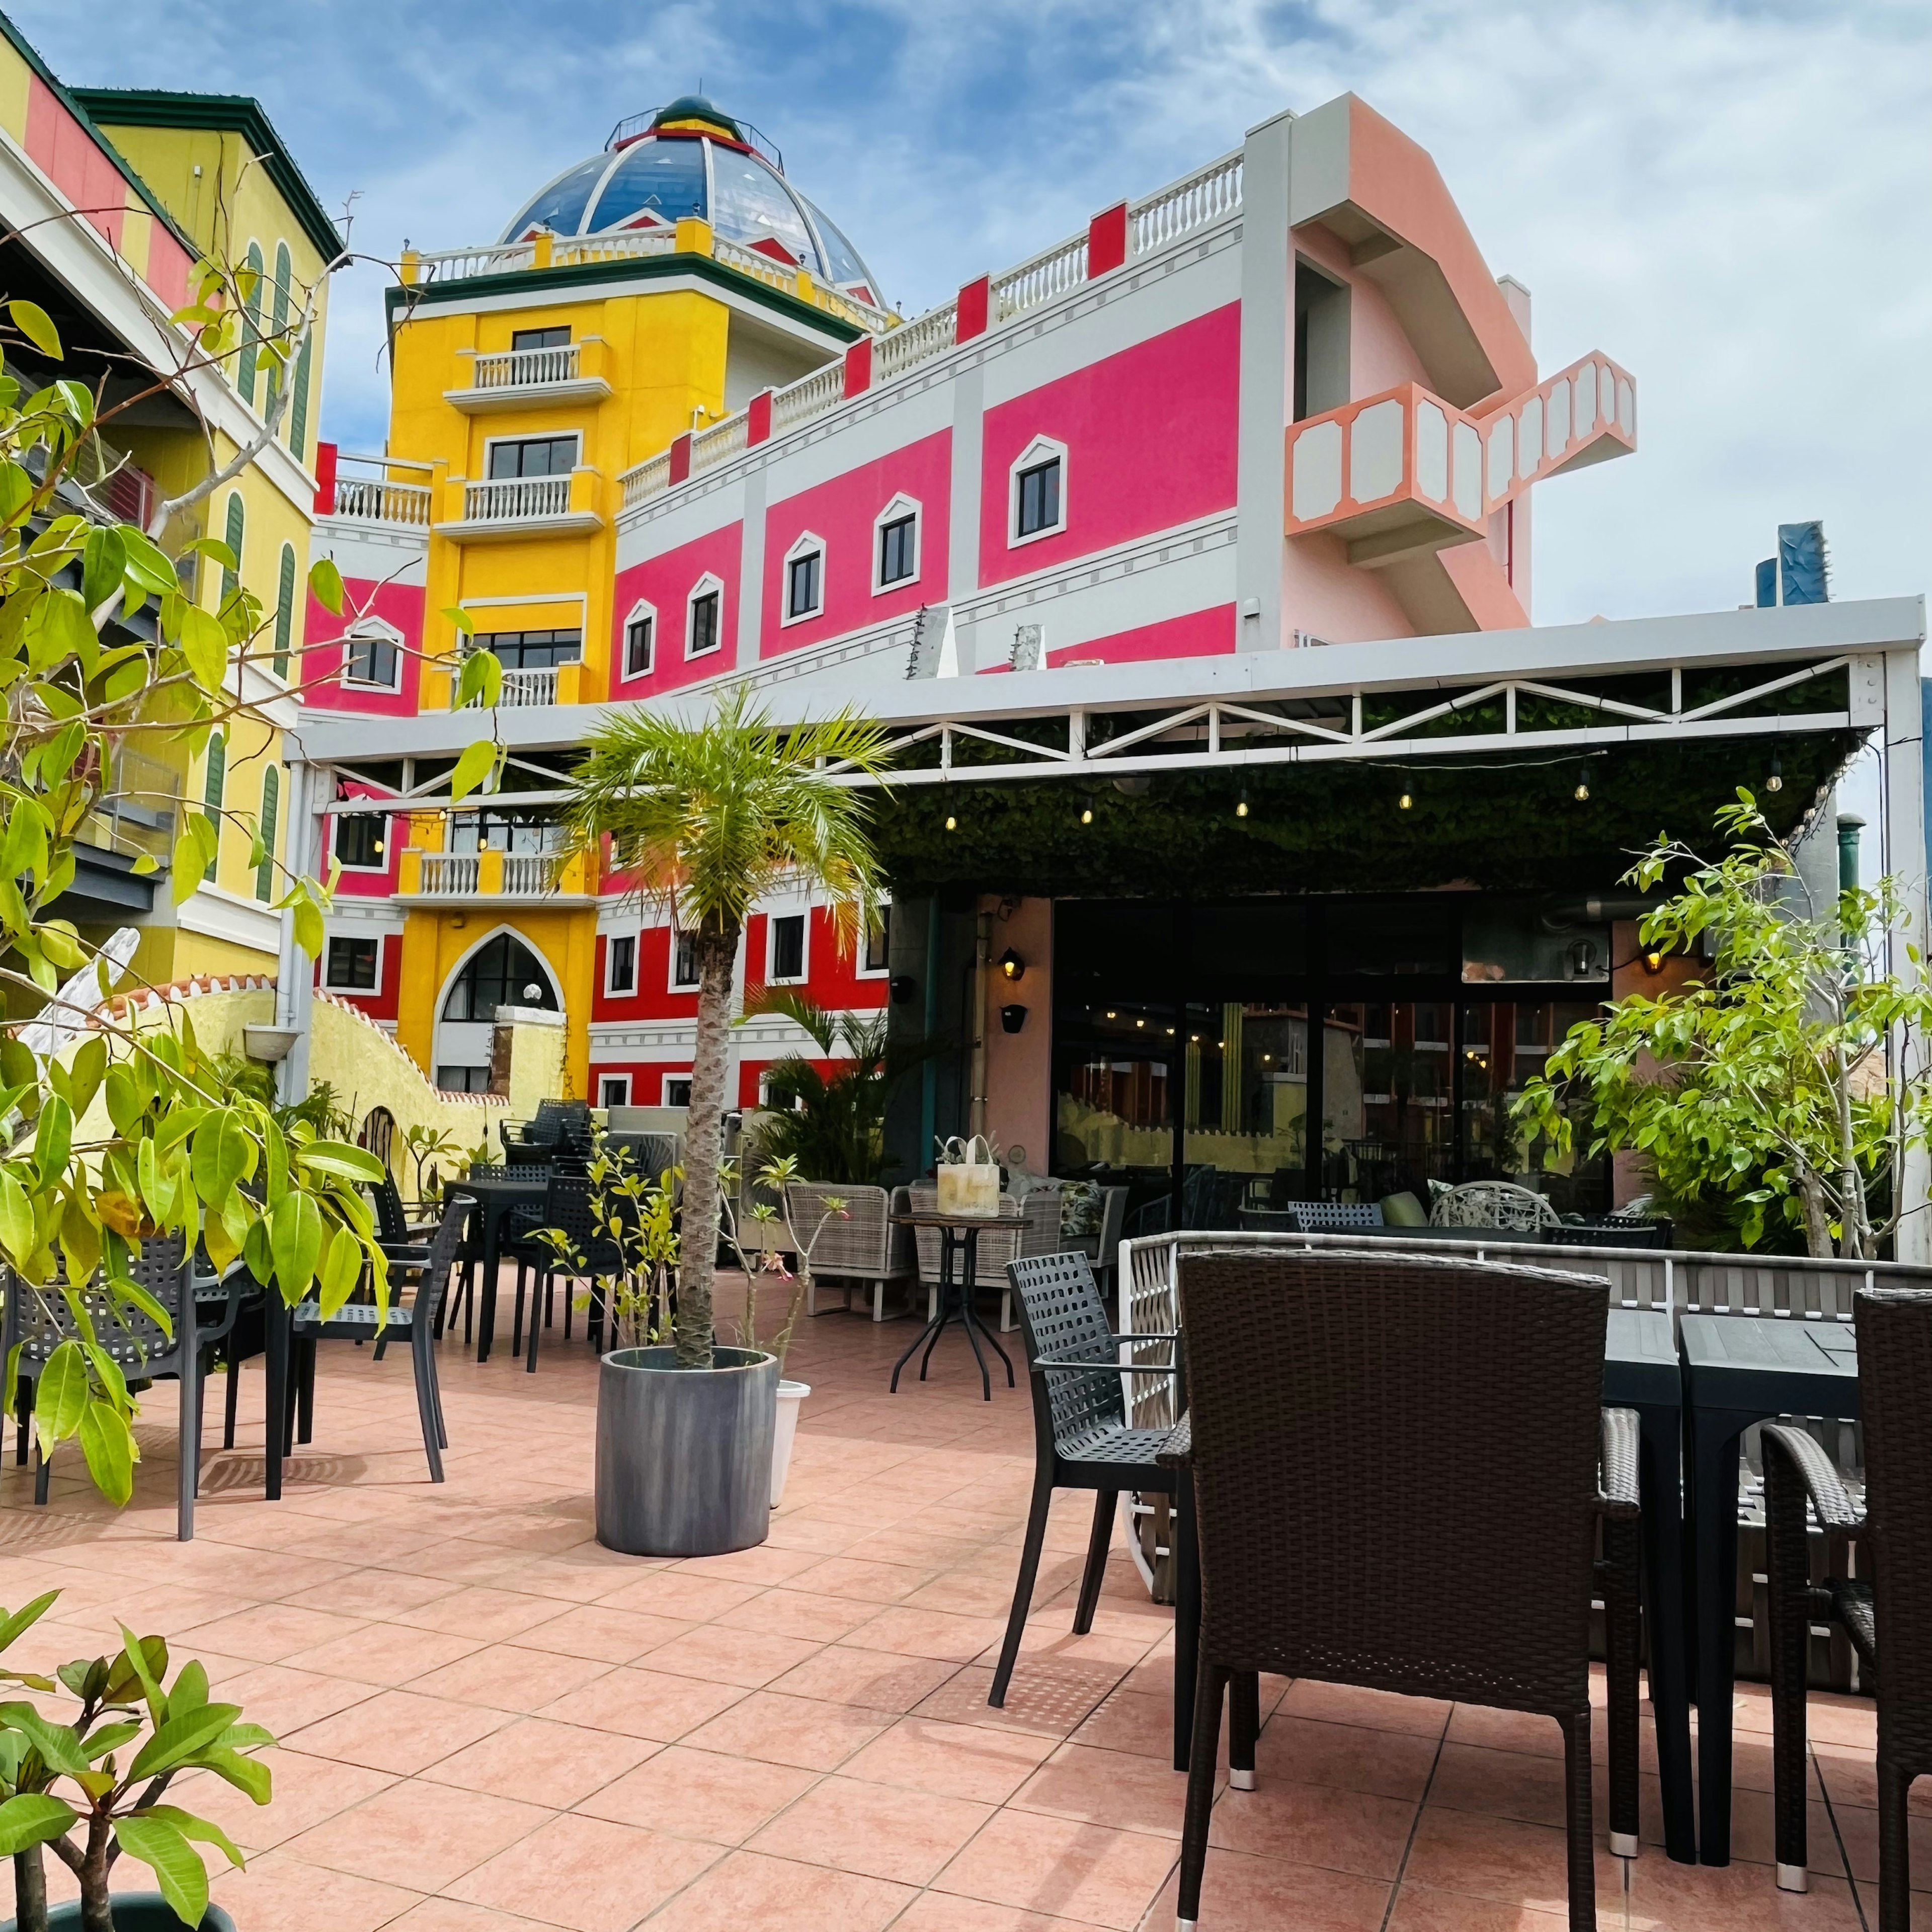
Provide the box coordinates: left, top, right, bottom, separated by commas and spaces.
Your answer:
608, 522, 743, 698
759, 430, 951, 658
304, 579, 425, 715
978, 304, 1240, 588
326, 780, 403, 900
26, 77, 124, 251
982, 895, 1054, 1173
1043, 605, 1234, 668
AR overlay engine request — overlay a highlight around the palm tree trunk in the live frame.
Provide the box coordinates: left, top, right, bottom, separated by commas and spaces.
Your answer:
676, 918, 740, 1367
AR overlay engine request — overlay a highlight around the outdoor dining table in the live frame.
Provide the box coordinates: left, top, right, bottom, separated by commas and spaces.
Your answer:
1680, 1311, 1859, 1868
446, 1173, 549, 1363
888, 1211, 1015, 1402
1163, 1304, 1703, 1864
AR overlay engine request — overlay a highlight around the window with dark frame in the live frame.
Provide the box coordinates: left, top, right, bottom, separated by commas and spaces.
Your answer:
511, 326, 570, 352
345, 628, 400, 688
770, 913, 806, 982
672, 931, 699, 988
599, 1076, 630, 1108
608, 932, 637, 993
487, 435, 577, 479
786, 548, 822, 619
471, 628, 583, 670
877, 514, 916, 586
326, 936, 379, 990
863, 906, 891, 973
1016, 455, 1062, 537
688, 588, 720, 656
623, 613, 654, 679
665, 1077, 692, 1106
334, 812, 385, 869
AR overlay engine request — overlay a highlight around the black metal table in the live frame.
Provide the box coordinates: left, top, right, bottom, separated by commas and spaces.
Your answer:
1681, 1312, 1859, 1867
889, 1213, 1015, 1402
447, 1175, 547, 1362
1603, 1308, 1696, 1863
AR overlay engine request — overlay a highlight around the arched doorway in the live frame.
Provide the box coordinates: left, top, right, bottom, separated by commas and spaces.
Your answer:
434, 929, 560, 1091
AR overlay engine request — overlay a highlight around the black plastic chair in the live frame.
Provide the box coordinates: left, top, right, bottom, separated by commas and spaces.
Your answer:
4, 1235, 244, 1540
289, 1197, 468, 1480
990, 1250, 1184, 1708
506, 1173, 628, 1372
441, 1164, 549, 1345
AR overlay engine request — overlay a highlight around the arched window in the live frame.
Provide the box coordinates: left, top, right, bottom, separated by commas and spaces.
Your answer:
265, 243, 291, 417
237, 242, 263, 407
289, 332, 312, 462
357, 1106, 396, 1171
201, 733, 225, 883
273, 542, 296, 680
220, 494, 245, 607
441, 933, 558, 1022
255, 765, 280, 903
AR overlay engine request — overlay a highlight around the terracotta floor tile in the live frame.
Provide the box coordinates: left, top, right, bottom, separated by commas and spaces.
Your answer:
844, 1602, 1010, 1662
1066, 1690, 1176, 1761
672, 1542, 827, 1584
1254, 1713, 1444, 1802
714, 1587, 883, 1643
636, 1620, 824, 1687
206, 1849, 422, 1932
1147, 1846, 1392, 1932
840, 1716, 1058, 1805
295, 1619, 487, 1686
786, 1554, 935, 1603
505, 1602, 692, 1663
389, 1584, 573, 1641
380, 1901, 536, 1932
748, 1771, 993, 1883
281, 1569, 461, 1619
185, 1658, 378, 1738
534, 1664, 746, 1741
424, 1716, 659, 1806
1385, 1880, 1571, 1928
409, 1639, 613, 1711
447, 1812, 723, 1932
916, 1661, 1125, 1738
285, 1686, 511, 1775
766, 1641, 962, 1712
934, 1808, 1182, 1929
574, 1744, 817, 1842
281, 1780, 550, 1890
636, 1847, 914, 1932
889, 1895, 1104, 1932
1442, 1703, 1575, 1760
1209, 1776, 1418, 1879
681, 1688, 898, 1769
590, 1568, 765, 1620
1403, 1804, 1627, 1917
1624, 1854, 1866, 1930
1278, 1678, 1453, 1737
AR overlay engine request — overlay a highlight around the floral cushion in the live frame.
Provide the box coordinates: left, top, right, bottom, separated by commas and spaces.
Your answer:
1059, 1181, 1103, 1239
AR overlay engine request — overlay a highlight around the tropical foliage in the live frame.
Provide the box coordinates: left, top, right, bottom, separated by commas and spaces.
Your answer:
561, 685, 893, 1367
1512, 793, 1932, 1257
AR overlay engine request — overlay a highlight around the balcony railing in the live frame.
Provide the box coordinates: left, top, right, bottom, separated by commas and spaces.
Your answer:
993, 232, 1089, 324
463, 475, 571, 522
472, 344, 580, 388
497, 666, 559, 707
332, 476, 433, 526
418, 852, 480, 895
503, 852, 562, 895
403, 847, 587, 899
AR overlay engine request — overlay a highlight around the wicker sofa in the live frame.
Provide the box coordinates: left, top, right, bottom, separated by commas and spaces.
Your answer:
788, 1182, 915, 1322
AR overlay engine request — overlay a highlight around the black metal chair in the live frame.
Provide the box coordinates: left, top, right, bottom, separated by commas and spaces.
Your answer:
990, 1251, 1184, 1708
1765, 1287, 1932, 1928
506, 1174, 627, 1372
4, 1234, 246, 1540
1164, 1248, 1641, 1932
288, 1197, 468, 1481
441, 1164, 549, 1345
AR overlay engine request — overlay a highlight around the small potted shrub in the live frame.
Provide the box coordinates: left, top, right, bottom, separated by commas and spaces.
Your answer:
0, 1592, 274, 1932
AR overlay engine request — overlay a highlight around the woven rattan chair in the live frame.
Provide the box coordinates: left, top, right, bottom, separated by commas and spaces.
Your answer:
990, 1250, 1184, 1708
1166, 1248, 1641, 1932
909, 1181, 1022, 1320
997, 1187, 1071, 1333
791, 1183, 912, 1322
1764, 1287, 1932, 1926
1431, 1180, 1562, 1232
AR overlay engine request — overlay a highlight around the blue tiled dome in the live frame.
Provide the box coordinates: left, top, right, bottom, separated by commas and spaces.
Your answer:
500, 98, 880, 305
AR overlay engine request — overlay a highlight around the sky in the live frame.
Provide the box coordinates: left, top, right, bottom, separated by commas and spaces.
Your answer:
16, 0, 1930, 635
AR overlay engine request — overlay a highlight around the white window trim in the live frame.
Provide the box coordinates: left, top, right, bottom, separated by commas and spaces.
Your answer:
767, 909, 810, 986
685, 572, 725, 659
332, 808, 392, 876
597, 1073, 632, 1107
323, 933, 383, 993
871, 496, 921, 595
1008, 435, 1069, 549
669, 928, 701, 993
481, 429, 583, 480
856, 899, 892, 979
604, 928, 639, 996
661, 1073, 693, 1107
342, 617, 405, 692
779, 531, 826, 628
619, 598, 657, 682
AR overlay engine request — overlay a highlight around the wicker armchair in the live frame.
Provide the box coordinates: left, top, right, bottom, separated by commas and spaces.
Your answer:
790, 1183, 913, 1322
909, 1181, 1022, 1316
996, 1186, 1073, 1332
1764, 1287, 1932, 1927
1431, 1180, 1563, 1232
1166, 1249, 1641, 1932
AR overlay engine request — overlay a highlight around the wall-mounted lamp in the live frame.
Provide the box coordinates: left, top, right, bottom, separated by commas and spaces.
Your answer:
1000, 1003, 1027, 1034
1640, 947, 1668, 976
998, 948, 1025, 983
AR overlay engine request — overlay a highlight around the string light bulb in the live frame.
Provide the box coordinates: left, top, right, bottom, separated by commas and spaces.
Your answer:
1574, 768, 1591, 803
1080, 801, 1094, 825
1398, 789, 1413, 811
944, 812, 956, 832
1766, 753, 1784, 794
1235, 790, 1249, 819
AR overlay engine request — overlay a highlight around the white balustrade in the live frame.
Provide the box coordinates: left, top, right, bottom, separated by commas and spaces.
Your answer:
690, 413, 748, 475
552, 230, 676, 269
874, 300, 957, 383
992, 232, 1089, 323
471, 344, 580, 389
621, 451, 672, 512
331, 477, 433, 526
418, 853, 479, 895
496, 667, 559, 708
503, 852, 561, 895
1130, 151, 1244, 256
411, 243, 534, 283
463, 475, 571, 522
772, 362, 845, 433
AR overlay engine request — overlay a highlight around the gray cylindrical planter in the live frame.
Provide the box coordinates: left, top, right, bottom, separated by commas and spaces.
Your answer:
2, 1896, 237, 1932
596, 1345, 777, 1556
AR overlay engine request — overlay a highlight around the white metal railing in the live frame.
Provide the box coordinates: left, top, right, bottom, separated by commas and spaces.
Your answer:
690, 413, 748, 475
410, 242, 535, 283
993, 231, 1089, 323
874, 299, 958, 383
417, 852, 480, 895
1131, 149, 1244, 256
773, 361, 845, 433
621, 451, 672, 513
331, 477, 433, 526
503, 852, 562, 894
462, 475, 571, 522
496, 667, 559, 707
471, 344, 581, 389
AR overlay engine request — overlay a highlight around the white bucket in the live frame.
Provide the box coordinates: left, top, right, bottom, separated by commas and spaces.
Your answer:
771, 1379, 810, 1507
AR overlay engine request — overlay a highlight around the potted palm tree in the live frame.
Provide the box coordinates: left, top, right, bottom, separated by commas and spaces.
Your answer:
564, 685, 891, 1555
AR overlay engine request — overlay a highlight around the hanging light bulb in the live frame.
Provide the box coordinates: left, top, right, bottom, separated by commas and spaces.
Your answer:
1235, 790, 1249, 819
1080, 800, 1094, 825
1574, 768, 1591, 802
944, 812, 957, 832
1766, 752, 1784, 794
1398, 789, 1413, 812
